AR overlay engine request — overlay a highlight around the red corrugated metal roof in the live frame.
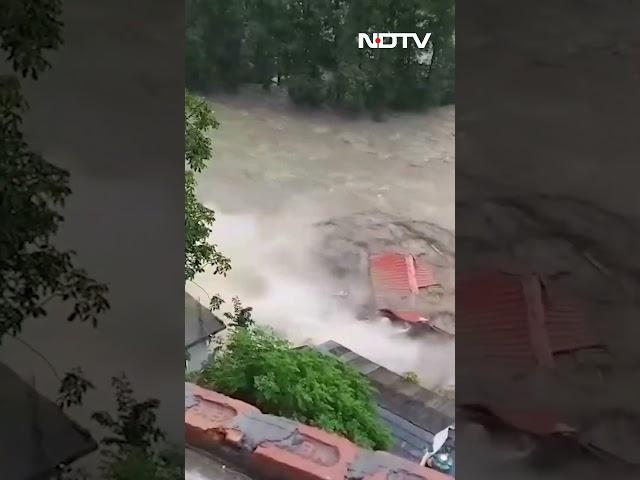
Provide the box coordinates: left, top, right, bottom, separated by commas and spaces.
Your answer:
415, 258, 434, 288
457, 271, 600, 368
370, 253, 423, 295
457, 271, 535, 367
380, 309, 428, 324
369, 252, 436, 326
545, 297, 599, 353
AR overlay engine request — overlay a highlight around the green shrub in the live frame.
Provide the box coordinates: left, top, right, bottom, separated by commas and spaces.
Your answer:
403, 371, 420, 385
286, 74, 327, 107
199, 327, 392, 450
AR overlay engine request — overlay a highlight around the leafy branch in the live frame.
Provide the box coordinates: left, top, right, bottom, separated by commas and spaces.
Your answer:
184, 91, 230, 281
1, 9, 109, 342
57, 375, 182, 480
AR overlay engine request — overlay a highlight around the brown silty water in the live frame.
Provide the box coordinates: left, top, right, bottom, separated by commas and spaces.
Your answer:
186, 89, 456, 393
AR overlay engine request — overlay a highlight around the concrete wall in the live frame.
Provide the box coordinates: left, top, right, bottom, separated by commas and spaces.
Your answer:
185, 383, 454, 480
186, 340, 212, 373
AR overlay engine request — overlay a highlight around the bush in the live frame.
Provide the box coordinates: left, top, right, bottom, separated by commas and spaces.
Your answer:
286, 74, 327, 107
198, 327, 392, 450
100, 449, 182, 480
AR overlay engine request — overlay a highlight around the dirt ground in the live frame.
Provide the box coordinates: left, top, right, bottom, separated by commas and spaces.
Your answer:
187, 89, 456, 392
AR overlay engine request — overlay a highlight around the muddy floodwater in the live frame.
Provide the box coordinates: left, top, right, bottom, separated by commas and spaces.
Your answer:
187, 90, 455, 392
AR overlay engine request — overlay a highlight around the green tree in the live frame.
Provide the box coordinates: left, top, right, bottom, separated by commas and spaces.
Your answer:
422, 0, 454, 106
184, 91, 230, 282
0, 0, 109, 343
184, 0, 455, 115
198, 327, 392, 450
223, 296, 255, 328
57, 376, 182, 480
2, 3, 180, 478
92, 376, 182, 480
186, 0, 247, 91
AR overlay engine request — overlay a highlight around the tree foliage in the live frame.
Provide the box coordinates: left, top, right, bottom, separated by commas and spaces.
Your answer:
99, 450, 182, 480
2, 4, 180, 479
0, 2, 110, 342
57, 375, 182, 480
92, 375, 165, 451
186, 0, 454, 114
223, 296, 255, 329
184, 91, 230, 282
0, 0, 64, 79
198, 327, 392, 450
57, 367, 95, 409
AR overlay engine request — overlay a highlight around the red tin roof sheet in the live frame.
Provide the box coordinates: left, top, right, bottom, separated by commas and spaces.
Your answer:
370, 253, 422, 295
457, 271, 600, 368
369, 252, 437, 326
414, 258, 434, 289
545, 297, 599, 353
380, 310, 428, 324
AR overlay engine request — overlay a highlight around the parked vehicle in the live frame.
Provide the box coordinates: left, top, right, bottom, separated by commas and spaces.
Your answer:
422, 425, 455, 475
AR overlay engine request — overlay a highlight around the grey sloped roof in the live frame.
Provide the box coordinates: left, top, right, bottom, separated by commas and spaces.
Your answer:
0, 362, 97, 480
315, 340, 454, 464
185, 292, 225, 348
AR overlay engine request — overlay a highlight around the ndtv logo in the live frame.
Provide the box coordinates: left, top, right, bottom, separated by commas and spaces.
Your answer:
358, 32, 432, 49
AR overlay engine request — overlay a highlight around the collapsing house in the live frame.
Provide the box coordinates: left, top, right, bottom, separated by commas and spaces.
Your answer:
367, 252, 453, 335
